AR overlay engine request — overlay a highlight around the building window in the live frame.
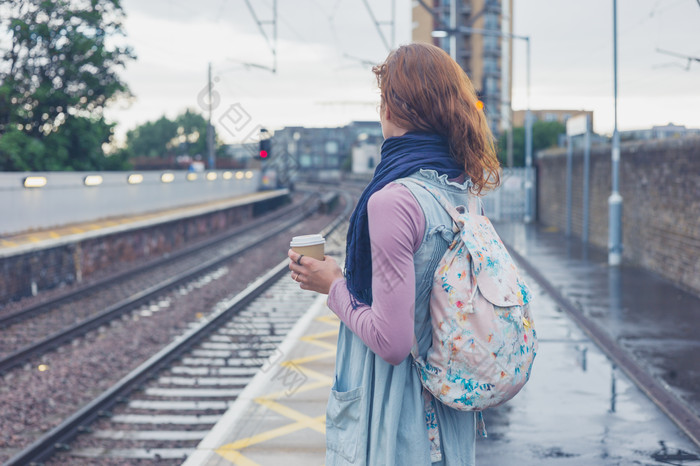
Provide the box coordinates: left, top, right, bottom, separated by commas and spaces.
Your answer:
485, 77, 498, 95
326, 141, 338, 154
484, 13, 498, 30
484, 57, 498, 74
484, 35, 498, 50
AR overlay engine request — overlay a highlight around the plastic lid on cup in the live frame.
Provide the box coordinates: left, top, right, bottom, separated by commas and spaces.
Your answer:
290, 234, 325, 247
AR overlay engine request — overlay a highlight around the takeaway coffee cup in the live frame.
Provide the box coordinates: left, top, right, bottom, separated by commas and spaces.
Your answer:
290, 234, 325, 261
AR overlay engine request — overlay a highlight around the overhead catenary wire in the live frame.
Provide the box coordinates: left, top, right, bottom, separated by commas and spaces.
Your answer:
516, 0, 697, 98
361, 0, 392, 53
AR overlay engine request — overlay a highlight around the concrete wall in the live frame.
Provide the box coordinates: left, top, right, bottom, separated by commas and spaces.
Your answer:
0, 192, 289, 304
536, 136, 700, 296
0, 169, 261, 236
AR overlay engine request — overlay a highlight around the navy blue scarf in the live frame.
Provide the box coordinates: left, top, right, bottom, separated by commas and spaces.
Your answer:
344, 131, 464, 307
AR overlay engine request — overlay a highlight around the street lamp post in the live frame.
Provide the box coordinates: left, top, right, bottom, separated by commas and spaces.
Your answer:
609, 0, 623, 265
454, 27, 534, 222
523, 37, 534, 223
207, 62, 215, 170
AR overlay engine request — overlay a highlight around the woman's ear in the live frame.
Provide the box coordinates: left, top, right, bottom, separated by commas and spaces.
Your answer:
385, 107, 391, 120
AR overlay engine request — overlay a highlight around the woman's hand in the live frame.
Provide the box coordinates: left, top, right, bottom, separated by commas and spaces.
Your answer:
288, 249, 344, 294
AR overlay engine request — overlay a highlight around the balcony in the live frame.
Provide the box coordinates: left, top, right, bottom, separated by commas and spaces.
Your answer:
483, 44, 501, 58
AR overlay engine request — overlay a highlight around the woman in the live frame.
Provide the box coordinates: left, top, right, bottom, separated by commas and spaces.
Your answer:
288, 42, 501, 465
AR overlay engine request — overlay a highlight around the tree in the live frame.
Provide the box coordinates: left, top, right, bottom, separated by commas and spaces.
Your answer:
124, 116, 179, 158
0, 0, 134, 170
174, 109, 208, 157
497, 121, 566, 167
121, 110, 210, 159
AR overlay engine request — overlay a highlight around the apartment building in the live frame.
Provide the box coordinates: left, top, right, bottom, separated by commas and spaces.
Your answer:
412, 0, 513, 136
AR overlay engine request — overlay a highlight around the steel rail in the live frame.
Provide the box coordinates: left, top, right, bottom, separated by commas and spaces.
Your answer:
0, 195, 323, 375
0, 193, 312, 330
4, 190, 352, 466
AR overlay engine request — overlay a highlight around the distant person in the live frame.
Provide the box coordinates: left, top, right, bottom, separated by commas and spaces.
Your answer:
289, 42, 501, 465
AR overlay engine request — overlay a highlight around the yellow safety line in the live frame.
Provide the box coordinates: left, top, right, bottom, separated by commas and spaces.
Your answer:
215, 309, 339, 464
254, 399, 326, 433
217, 415, 326, 452
315, 315, 340, 324
214, 448, 260, 466
302, 330, 340, 340
279, 363, 334, 385
48, 231, 60, 238
262, 379, 332, 401
284, 350, 335, 366
299, 338, 337, 351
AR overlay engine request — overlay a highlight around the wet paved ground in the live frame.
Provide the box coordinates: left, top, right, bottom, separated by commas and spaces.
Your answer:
474, 222, 700, 465
185, 220, 700, 465
494, 222, 700, 419
476, 270, 700, 465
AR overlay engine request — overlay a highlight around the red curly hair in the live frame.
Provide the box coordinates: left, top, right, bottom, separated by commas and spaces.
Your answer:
372, 42, 501, 193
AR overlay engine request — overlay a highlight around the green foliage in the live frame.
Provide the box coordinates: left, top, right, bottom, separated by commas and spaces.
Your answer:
0, 0, 135, 170
497, 121, 566, 167
122, 110, 210, 158
0, 116, 131, 170
0, 129, 44, 171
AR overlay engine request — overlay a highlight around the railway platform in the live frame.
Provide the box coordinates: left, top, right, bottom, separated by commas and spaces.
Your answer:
182, 221, 700, 466
0, 189, 289, 257
183, 294, 336, 466
0, 189, 292, 305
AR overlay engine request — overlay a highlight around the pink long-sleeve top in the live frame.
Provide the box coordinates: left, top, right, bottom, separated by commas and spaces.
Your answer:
327, 182, 425, 366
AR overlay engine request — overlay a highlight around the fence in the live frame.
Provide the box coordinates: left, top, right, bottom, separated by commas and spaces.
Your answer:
481, 167, 532, 221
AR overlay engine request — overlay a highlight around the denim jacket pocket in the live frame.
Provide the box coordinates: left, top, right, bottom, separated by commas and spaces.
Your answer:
326, 385, 365, 463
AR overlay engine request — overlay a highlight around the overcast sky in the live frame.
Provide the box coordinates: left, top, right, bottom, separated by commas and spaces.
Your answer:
105, 0, 700, 143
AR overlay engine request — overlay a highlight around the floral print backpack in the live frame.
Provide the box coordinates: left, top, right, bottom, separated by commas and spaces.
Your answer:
405, 179, 537, 413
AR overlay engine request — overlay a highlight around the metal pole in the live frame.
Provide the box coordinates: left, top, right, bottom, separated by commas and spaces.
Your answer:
608, 0, 623, 265
507, 122, 513, 167
582, 114, 591, 245
524, 37, 534, 222
566, 135, 573, 237
450, 0, 457, 61
207, 62, 215, 170
391, 0, 396, 48
273, 0, 277, 73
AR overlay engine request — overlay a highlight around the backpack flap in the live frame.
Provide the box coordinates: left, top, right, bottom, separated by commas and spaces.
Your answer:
458, 214, 531, 308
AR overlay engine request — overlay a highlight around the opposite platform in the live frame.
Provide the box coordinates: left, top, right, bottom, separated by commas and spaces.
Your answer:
1, 189, 289, 258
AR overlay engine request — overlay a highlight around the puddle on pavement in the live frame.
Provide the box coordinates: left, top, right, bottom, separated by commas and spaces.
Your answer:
475, 277, 700, 465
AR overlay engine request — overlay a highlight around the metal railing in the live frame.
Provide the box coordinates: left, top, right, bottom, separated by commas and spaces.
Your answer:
481, 167, 534, 222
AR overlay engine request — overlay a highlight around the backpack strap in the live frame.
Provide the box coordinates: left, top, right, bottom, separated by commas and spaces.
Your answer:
400, 178, 481, 225
468, 194, 482, 216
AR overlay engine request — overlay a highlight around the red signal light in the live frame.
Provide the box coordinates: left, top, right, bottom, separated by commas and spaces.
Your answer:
259, 150, 268, 158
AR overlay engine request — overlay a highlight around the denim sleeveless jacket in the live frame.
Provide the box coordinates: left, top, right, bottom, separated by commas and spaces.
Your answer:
326, 169, 476, 465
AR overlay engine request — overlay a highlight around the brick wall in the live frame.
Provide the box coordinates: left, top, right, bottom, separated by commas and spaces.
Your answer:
536, 136, 700, 296
0, 194, 289, 304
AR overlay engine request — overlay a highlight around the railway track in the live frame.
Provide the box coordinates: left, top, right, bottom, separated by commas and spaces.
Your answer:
0, 192, 310, 330
5, 191, 352, 466
0, 193, 326, 375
